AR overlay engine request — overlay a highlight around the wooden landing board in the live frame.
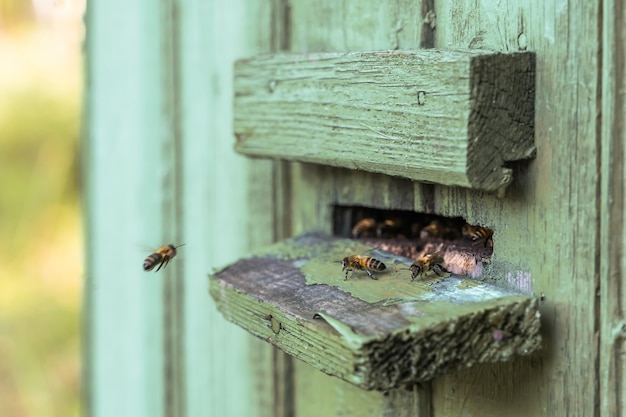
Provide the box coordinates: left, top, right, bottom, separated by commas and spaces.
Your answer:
209, 233, 541, 390
234, 50, 535, 193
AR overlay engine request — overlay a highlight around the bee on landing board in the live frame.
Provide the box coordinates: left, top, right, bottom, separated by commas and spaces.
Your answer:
341, 255, 386, 280
462, 224, 494, 248
409, 253, 447, 281
143, 244, 185, 272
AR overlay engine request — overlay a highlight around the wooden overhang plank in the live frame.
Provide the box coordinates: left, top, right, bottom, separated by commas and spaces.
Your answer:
234, 50, 536, 193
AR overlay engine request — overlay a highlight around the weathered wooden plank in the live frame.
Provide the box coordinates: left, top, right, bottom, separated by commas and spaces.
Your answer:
234, 50, 535, 192
600, 0, 626, 415
210, 233, 541, 391
431, 1, 602, 416
283, 2, 445, 413
290, 0, 425, 52
85, 1, 169, 416
179, 1, 275, 417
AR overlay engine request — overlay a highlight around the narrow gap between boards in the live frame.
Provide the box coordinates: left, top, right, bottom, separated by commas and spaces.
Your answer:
332, 205, 493, 279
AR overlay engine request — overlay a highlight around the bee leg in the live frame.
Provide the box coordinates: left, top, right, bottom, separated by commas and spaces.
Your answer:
162, 258, 171, 271
366, 270, 377, 280
344, 268, 351, 281
155, 258, 169, 272
432, 264, 447, 277
410, 268, 422, 281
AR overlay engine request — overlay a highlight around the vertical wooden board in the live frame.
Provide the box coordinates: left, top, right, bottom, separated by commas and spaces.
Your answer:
600, 0, 626, 415
289, 162, 415, 236
85, 0, 173, 416
432, 1, 600, 416
290, 0, 424, 52
294, 361, 385, 417
159, 2, 186, 416
286, 179, 392, 414
435, 0, 527, 51
291, 164, 416, 216
179, 1, 276, 417
285, 1, 435, 414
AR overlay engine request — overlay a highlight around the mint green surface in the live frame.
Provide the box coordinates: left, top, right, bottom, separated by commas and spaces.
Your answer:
85, 1, 268, 417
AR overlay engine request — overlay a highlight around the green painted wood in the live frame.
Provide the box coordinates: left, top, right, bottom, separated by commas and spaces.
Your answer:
178, 1, 275, 417
234, 50, 535, 192
210, 233, 541, 390
85, 1, 169, 416
430, 1, 604, 416
282, 1, 439, 414
599, 1, 626, 415
87, 0, 618, 416
87, 1, 275, 417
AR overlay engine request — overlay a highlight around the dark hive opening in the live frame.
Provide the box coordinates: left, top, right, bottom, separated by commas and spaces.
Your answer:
333, 206, 493, 278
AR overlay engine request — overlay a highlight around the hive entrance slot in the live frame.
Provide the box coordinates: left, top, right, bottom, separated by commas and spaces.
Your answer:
333, 206, 493, 278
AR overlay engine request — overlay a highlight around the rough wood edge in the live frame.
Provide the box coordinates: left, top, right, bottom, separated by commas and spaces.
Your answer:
209, 233, 542, 390
210, 274, 541, 390
467, 52, 536, 191
233, 50, 536, 193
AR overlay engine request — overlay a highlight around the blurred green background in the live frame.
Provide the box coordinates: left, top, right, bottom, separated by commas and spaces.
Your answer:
0, 1, 83, 416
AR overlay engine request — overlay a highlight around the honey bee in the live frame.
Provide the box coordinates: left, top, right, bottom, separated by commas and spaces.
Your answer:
351, 218, 377, 238
143, 244, 185, 272
409, 253, 447, 281
376, 217, 406, 238
462, 224, 494, 248
419, 220, 460, 240
341, 255, 386, 280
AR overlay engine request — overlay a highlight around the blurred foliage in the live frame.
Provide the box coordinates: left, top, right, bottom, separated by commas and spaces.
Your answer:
0, 5, 83, 416
0, 0, 34, 29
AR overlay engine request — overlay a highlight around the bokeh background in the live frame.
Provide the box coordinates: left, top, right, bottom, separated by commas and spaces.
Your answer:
0, 1, 84, 416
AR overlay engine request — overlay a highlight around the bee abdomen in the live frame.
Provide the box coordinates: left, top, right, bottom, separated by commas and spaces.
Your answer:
351, 218, 377, 238
364, 257, 386, 271
143, 253, 163, 271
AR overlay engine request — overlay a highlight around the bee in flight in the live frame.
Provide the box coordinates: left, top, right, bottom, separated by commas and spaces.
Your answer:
462, 224, 494, 248
143, 244, 186, 272
341, 255, 386, 280
408, 253, 447, 281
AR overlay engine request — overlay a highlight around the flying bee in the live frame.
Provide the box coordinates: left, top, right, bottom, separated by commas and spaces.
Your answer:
143, 244, 186, 272
408, 253, 447, 281
351, 218, 377, 238
462, 224, 494, 248
341, 255, 386, 280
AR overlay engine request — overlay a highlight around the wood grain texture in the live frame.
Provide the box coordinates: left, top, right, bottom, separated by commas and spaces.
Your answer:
234, 50, 535, 192
281, 1, 443, 413
88, 0, 278, 414
430, 1, 603, 416
600, 0, 626, 415
210, 233, 541, 390
179, 1, 275, 417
